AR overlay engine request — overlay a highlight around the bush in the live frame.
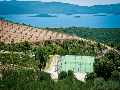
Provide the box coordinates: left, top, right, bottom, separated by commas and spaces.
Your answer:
105, 50, 120, 64
67, 70, 74, 77
115, 60, 120, 69
91, 78, 105, 90
91, 78, 120, 90
111, 70, 119, 80
0, 69, 52, 90
93, 58, 115, 80
85, 72, 96, 81
58, 71, 67, 80
102, 79, 120, 90
36, 71, 51, 81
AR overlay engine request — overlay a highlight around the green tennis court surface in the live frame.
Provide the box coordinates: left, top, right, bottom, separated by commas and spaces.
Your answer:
58, 55, 95, 73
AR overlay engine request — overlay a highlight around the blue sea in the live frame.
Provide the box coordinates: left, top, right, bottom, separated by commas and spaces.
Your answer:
0, 14, 120, 28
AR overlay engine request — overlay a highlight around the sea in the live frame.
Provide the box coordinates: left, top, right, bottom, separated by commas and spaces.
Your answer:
0, 14, 120, 28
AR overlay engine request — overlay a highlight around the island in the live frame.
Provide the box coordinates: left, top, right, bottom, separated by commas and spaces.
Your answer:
93, 15, 107, 16
114, 13, 120, 15
65, 13, 72, 15
74, 16, 81, 18
29, 14, 57, 17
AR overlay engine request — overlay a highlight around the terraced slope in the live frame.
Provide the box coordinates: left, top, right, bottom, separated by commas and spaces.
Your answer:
0, 19, 119, 53
0, 20, 73, 43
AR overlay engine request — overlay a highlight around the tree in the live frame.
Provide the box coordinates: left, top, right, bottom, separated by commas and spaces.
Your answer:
105, 50, 120, 64
93, 58, 115, 80
91, 78, 119, 90
116, 43, 120, 51
35, 47, 49, 71
85, 72, 96, 81
19, 41, 32, 52
58, 71, 67, 80
97, 42, 102, 51
107, 42, 115, 47
115, 60, 120, 70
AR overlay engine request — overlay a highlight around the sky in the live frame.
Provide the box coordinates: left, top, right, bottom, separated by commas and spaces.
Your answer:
1, 0, 120, 6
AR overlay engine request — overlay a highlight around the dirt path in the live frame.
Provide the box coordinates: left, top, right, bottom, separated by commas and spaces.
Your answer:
45, 55, 87, 82
45, 55, 59, 80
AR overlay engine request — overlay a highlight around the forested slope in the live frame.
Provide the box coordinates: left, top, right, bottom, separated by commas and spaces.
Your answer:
46, 27, 120, 44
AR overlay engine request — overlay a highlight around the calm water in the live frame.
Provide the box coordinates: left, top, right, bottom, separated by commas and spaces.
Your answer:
0, 14, 120, 28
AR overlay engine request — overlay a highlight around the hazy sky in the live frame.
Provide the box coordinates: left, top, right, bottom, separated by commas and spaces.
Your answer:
1, 0, 120, 6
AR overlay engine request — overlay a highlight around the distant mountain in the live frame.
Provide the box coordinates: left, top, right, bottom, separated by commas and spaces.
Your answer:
0, 1, 120, 14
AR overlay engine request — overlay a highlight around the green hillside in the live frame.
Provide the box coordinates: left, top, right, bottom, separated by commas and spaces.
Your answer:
46, 27, 120, 45
0, 20, 120, 89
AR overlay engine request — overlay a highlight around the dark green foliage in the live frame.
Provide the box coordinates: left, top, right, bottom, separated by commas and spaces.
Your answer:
91, 78, 105, 90
35, 47, 49, 71
93, 50, 120, 81
107, 42, 115, 47
43, 39, 105, 56
67, 70, 74, 77
36, 71, 51, 81
58, 70, 75, 80
0, 53, 36, 68
115, 60, 120, 70
19, 41, 32, 52
0, 38, 105, 56
0, 69, 119, 90
93, 58, 115, 80
111, 70, 119, 80
91, 78, 120, 90
58, 71, 67, 80
46, 27, 120, 44
0, 69, 52, 90
0, 41, 32, 52
105, 50, 120, 60
116, 43, 120, 51
85, 72, 96, 81
105, 50, 120, 64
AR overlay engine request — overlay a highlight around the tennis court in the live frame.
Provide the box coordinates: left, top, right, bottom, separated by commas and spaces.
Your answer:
57, 55, 95, 73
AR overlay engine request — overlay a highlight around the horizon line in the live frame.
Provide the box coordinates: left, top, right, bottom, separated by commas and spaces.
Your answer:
0, 0, 120, 7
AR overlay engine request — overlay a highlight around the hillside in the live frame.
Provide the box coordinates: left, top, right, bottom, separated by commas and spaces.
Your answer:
0, 19, 117, 53
0, 1, 120, 14
0, 20, 120, 90
46, 27, 120, 44
0, 19, 72, 43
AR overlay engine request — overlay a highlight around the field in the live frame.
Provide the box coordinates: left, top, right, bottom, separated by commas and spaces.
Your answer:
58, 55, 95, 73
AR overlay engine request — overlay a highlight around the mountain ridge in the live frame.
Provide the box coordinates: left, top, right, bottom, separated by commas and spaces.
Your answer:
0, 1, 120, 14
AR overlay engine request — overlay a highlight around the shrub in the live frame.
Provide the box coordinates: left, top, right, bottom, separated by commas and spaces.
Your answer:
36, 71, 51, 81
85, 72, 96, 81
0, 69, 52, 90
58, 71, 67, 80
90, 77, 105, 90
105, 50, 120, 64
91, 78, 120, 90
93, 58, 115, 80
102, 79, 120, 90
67, 70, 74, 77
111, 70, 119, 80
115, 60, 120, 69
